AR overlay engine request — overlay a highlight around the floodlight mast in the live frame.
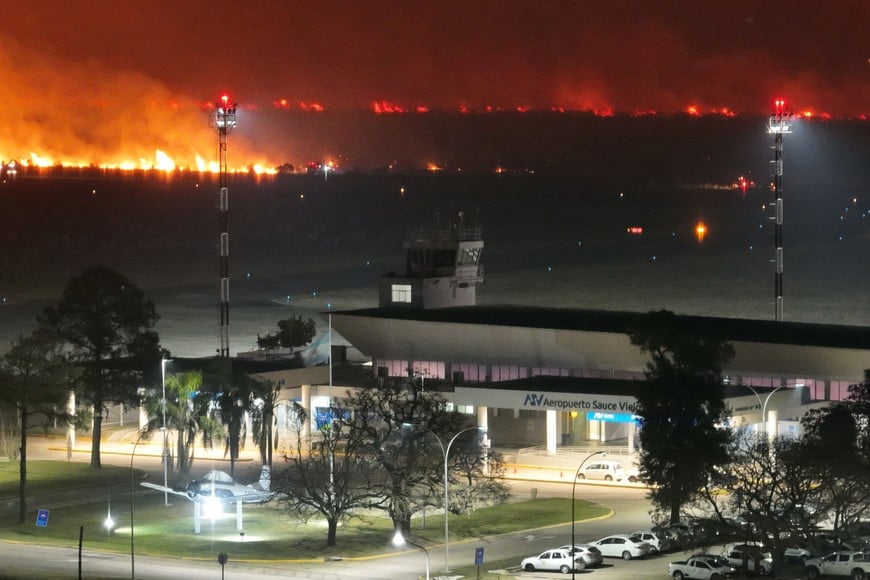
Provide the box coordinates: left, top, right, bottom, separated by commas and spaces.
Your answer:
767, 98, 791, 322
213, 95, 237, 357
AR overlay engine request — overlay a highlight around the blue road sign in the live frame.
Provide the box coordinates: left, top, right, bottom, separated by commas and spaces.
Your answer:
36, 509, 50, 527
475, 546, 484, 566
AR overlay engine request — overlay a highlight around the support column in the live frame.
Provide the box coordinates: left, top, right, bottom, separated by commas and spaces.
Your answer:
66, 392, 76, 450
137, 386, 148, 431
236, 500, 243, 532
477, 406, 489, 475
476, 406, 488, 432
300, 384, 311, 441
546, 410, 557, 455
767, 408, 779, 440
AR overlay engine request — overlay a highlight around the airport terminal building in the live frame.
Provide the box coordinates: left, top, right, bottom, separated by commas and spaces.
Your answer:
268, 221, 870, 457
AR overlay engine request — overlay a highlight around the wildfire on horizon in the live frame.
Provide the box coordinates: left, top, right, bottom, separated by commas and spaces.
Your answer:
0, 93, 863, 176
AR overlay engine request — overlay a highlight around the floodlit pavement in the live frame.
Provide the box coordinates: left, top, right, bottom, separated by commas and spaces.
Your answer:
7, 433, 665, 579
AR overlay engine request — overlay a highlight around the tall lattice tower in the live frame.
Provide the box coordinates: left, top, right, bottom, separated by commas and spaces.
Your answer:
213, 95, 237, 356
767, 98, 792, 322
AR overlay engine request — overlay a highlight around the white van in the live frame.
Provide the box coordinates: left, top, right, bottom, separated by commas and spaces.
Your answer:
576, 460, 625, 481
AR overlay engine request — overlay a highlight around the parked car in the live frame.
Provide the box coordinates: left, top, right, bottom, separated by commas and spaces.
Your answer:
521, 548, 585, 573
654, 522, 694, 549
720, 543, 773, 575
589, 533, 651, 560
669, 555, 736, 579
804, 551, 870, 578
624, 463, 645, 483
576, 460, 625, 481
557, 544, 604, 568
688, 517, 741, 545
630, 530, 671, 553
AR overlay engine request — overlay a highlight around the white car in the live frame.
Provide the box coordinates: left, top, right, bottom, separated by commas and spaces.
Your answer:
590, 534, 652, 560
721, 545, 773, 574
557, 544, 604, 567
576, 460, 625, 481
630, 530, 671, 553
521, 548, 584, 573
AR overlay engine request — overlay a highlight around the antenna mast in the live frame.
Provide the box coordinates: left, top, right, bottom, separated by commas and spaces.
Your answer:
768, 98, 791, 322
213, 95, 237, 356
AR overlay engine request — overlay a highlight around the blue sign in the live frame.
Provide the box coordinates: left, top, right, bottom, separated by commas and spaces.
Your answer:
586, 411, 639, 424
315, 407, 350, 430
475, 546, 484, 566
36, 509, 50, 527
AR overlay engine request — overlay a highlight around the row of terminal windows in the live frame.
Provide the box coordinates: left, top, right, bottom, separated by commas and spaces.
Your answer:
377, 359, 856, 401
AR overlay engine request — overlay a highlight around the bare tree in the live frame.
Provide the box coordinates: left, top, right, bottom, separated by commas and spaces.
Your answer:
342, 378, 477, 537
275, 403, 381, 546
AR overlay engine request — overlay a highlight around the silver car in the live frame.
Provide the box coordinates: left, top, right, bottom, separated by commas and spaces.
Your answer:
558, 544, 604, 568
630, 531, 671, 553
589, 534, 652, 560
521, 548, 584, 573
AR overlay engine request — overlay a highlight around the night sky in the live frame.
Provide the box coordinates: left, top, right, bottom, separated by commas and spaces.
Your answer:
2, 1, 868, 167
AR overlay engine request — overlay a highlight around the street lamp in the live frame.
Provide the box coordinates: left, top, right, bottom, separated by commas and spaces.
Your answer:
741, 383, 803, 437
130, 429, 149, 579
160, 357, 173, 506
392, 529, 430, 580
407, 424, 485, 573
571, 450, 606, 580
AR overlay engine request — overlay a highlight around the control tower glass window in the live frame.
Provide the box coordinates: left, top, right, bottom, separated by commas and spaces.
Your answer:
458, 247, 480, 265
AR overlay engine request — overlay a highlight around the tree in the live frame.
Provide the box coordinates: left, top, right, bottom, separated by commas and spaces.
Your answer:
250, 377, 279, 470
201, 358, 257, 478
275, 402, 381, 546
341, 378, 480, 537
256, 315, 316, 351
444, 435, 509, 514
693, 430, 821, 571
799, 404, 870, 537
629, 309, 734, 524
144, 370, 222, 479
845, 370, 870, 454
38, 267, 161, 468
0, 332, 76, 522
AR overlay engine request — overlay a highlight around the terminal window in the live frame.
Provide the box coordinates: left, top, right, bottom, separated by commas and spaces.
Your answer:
391, 284, 412, 303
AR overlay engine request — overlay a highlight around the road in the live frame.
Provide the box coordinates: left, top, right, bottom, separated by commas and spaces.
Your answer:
5, 437, 678, 579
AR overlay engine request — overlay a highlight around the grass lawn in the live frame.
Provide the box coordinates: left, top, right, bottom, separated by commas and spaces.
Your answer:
0, 460, 612, 568
0, 460, 137, 496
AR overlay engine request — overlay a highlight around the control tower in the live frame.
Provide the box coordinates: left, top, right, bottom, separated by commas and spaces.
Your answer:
379, 212, 484, 309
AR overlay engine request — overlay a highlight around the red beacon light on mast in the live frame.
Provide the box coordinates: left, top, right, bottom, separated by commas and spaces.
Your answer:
214, 95, 237, 130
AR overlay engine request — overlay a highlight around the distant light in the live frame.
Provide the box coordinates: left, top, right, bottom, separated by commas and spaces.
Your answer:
695, 221, 708, 242
627, 226, 643, 235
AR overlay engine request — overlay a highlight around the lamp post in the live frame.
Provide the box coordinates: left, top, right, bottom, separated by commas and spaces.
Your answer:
130, 429, 148, 579
408, 424, 484, 573
161, 357, 172, 506
741, 384, 801, 437
571, 450, 606, 580
392, 530, 430, 580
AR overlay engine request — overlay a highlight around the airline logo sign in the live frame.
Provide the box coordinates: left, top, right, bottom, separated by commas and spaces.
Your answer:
587, 411, 640, 424
522, 392, 637, 413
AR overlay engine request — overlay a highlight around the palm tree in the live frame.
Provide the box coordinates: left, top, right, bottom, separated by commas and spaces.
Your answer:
145, 370, 221, 479
250, 378, 280, 470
